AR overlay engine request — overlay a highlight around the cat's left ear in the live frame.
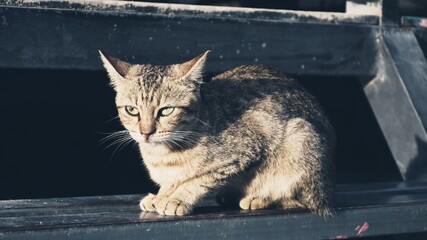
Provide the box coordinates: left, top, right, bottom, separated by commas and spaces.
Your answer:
175, 50, 210, 85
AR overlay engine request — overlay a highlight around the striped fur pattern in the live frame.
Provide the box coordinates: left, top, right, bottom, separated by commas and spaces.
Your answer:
99, 50, 335, 216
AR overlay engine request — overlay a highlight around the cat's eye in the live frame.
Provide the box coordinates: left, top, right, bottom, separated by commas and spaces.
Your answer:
159, 107, 175, 117
125, 106, 139, 116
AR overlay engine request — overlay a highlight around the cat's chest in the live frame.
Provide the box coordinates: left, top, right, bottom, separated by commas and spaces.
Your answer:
148, 165, 184, 185
141, 150, 201, 186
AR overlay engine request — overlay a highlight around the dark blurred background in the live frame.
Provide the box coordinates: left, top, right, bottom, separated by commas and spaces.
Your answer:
0, 68, 402, 200
3, 0, 427, 200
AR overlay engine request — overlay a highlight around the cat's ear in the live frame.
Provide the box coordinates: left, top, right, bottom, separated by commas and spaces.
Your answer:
175, 50, 210, 84
98, 50, 131, 87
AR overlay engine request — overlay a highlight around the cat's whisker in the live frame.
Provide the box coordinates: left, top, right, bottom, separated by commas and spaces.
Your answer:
163, 140, 174, 150
97, 130, 128, 136
167, 134, 199, 148
170, 133, 198, 141
165, 139, 177, 148
99, 134, 129, 145
107, 136, 135, 162
109, 139, 130, 162
167, 138, 186, 150
170, 134, 202, 145
131, 141, 138, 150
169, 131, 204, 139
119, 138, 134, 151
173, 134, 202, 140
169, 137, 193, 146
103, 116, 120, 124
104, 135, 133, 149
98, 131, 129, 140
193, 117, 212, 128
98, 130, 130, 146
99, 132, 132, 149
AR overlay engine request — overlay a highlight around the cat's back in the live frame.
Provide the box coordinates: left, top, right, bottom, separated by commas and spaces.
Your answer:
203, 65, 331, 134
206, 65, 300, 103
212, 65, 284, 81
205, 65, 313, 113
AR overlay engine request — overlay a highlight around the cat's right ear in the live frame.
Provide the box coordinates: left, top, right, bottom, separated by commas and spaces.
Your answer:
98, 50, 131, 88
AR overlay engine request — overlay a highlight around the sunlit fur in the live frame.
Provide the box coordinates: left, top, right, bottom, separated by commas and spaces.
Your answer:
100, 51, 335, 217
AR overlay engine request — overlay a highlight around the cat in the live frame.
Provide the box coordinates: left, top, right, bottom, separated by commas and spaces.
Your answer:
99, 50, 335, 216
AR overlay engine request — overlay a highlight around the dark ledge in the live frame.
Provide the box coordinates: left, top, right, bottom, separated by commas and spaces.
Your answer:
0, 0, 380, 77
1, 181, 427, 239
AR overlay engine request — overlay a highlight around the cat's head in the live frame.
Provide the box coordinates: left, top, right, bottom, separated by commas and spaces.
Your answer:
99, 50, 210, 149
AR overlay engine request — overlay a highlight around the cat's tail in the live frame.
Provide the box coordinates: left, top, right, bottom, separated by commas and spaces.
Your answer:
299, 167, 335, 217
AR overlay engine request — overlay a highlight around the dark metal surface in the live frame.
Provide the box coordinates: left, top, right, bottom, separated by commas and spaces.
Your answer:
0, 0, 379, 77
1, 182, 427, 239
415, 28, 427, 59
1, 1, 427, 238
363, 28, 427, 181
399, 0, 427, 17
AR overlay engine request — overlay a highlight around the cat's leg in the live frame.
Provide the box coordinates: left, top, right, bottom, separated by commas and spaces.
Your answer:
138, 170, 237, 215
238, 118, 333, 215
152, 175, 218, 216
139, 193, 157, 212
152, 163, 251, 216
218, 187, 275, 210
282, 174, 334, 216
236, 171, 278, 210
238, 175, 279, 210
239, 196, 275, 210
276, 118, 333, 215
215, 179, 245, 207
139, 185, 179, 213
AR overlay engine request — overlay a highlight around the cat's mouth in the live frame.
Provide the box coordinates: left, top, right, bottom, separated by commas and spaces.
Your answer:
129, 132, 169, 145
129, 130, 202, 149
129, 132, 156, 144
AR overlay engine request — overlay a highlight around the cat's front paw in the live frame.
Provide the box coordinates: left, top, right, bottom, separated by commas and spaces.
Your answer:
239, 196, 273, 210
139, 193, 157, 212
154, 198, 192, 216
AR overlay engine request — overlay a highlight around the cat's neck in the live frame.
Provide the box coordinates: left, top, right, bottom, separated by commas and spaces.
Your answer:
138, 139, 206, 167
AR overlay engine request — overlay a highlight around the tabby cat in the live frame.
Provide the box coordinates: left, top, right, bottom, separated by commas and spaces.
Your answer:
99, 50, 335, 216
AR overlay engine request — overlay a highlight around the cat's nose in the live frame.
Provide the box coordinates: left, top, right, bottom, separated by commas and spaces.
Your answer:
141, 130, 155, 141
